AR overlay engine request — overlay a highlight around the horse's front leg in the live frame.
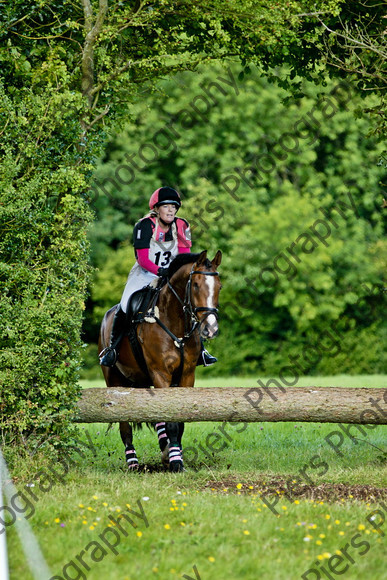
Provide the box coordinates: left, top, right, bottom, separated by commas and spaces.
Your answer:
119, 421, 139, 470
156, 421, 185, 468
146, 346, 186, 471
165, 422, 184, 472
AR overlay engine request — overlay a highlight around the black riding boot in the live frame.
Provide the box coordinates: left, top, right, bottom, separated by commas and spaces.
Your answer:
197, 340, 217, 367
99, 306, 127, 367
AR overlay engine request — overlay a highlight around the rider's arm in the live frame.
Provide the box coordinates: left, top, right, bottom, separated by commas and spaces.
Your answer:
133, 218, 159, 274
136, 248, 159, 275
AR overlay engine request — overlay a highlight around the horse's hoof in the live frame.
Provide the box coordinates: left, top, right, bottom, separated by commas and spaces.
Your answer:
127, 462, 139, 471
169, 460, 184, 473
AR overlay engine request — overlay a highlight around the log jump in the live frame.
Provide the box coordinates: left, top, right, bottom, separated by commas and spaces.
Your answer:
75, 387, 387, 425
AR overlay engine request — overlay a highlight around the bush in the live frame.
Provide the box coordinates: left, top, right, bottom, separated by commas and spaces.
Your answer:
0, 79, 94, 444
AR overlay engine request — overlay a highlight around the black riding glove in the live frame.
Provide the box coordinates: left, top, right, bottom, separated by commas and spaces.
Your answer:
157, 267, 169, 277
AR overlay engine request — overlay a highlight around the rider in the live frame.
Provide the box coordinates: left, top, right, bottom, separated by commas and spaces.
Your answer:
99, 186, 217, 367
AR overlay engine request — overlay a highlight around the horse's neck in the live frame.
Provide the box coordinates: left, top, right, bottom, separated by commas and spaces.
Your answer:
158, 270, 189, 332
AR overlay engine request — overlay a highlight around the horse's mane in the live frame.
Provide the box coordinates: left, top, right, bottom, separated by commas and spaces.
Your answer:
167, 252, 212, 279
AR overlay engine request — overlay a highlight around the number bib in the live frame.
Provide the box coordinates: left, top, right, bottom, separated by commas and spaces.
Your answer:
149, 221, 179, 268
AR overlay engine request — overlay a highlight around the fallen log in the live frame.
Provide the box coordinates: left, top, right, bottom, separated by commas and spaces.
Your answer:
75, 387, 387, 424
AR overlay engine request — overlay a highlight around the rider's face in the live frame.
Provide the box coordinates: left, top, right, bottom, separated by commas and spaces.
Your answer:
158, 204, 177, 224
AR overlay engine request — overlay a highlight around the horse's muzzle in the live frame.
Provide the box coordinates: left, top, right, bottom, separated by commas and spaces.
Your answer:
200, 314, 218, 339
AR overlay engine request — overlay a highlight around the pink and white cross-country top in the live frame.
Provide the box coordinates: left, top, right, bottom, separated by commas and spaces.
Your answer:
120, 216, 191, 312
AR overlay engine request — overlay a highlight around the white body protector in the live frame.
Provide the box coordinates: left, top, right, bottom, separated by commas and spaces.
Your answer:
120, 219, 179, 312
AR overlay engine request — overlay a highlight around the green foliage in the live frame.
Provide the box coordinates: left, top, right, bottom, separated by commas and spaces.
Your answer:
0, 77, 94, 440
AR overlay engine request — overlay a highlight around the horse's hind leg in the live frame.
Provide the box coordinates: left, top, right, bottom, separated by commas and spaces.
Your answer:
178, 422, 185, 451
155, 422, 169, 467
177, 423, 185, 465
166, 422, 184, 472
120, 421, 139, 470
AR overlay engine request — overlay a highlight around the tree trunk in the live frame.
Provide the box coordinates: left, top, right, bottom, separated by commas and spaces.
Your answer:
75, 387, 386, 424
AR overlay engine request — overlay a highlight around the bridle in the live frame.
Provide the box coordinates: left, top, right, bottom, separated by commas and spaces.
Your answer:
167, 264, 219, 339
142, 262, 220, 386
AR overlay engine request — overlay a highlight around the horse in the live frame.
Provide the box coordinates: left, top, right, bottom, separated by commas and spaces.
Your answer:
98, 250, 222, 472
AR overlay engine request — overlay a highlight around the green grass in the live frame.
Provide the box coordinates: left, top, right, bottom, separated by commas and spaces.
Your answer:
5, 375, 387, 580
8, 484, 386, 580
80, 374, 387, 389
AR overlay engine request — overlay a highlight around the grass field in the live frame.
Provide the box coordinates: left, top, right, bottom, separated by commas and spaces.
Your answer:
5, 375, 387, 580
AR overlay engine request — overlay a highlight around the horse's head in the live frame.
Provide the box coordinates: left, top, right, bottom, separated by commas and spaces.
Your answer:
188, 250, 222, 339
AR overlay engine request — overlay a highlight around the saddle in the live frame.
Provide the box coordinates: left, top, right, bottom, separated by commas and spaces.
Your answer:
126, 286, 157, 324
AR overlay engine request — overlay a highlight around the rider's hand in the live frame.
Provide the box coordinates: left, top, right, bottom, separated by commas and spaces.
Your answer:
157, 267, 169, 277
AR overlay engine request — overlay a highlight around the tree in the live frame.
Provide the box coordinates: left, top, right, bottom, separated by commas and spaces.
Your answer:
318, 1, 387, 148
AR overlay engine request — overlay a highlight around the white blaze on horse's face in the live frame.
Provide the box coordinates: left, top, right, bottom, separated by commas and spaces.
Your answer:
191, 250, 222, 340
204, 274, 218, 339
192, 270, 220, 340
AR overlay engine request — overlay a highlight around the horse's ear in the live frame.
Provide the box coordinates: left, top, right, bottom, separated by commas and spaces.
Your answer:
211, 250, 222, 269
196, 250, 208, 266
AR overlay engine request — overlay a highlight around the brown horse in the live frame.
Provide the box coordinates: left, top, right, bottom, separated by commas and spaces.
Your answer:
98, 250, 222, 472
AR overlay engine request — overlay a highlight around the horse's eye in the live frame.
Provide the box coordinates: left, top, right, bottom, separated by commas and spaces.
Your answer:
193, 282, 199, 291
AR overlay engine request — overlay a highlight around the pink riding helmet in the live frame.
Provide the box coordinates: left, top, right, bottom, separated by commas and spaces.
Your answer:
149, 187, 181, 210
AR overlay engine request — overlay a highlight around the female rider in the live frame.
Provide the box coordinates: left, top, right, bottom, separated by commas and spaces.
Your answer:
99, 186, 217, 367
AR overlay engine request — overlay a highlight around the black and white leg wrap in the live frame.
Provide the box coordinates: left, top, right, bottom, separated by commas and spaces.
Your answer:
156, 422, 169, 452
168, 442, 183, 468
125, 445, 139, 469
